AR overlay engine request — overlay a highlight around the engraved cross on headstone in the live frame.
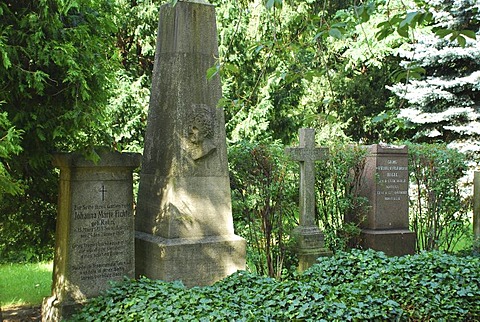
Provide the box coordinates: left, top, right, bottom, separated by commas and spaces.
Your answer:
285, 128, 328, 227
100, 185, 107, 201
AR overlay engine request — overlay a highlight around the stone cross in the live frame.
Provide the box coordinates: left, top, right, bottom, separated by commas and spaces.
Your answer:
285, 128, 328, 227
285, 128, 330, 271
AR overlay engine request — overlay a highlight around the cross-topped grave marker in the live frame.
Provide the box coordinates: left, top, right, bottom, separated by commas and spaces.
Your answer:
285, 128, 331, 271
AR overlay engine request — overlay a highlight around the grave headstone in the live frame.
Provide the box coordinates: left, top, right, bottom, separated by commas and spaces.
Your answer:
474, 171, 480, 254
285, 128, 331, 271
357, 144, 415, 256
135, 0, 246, 287
41, 151, 141, 322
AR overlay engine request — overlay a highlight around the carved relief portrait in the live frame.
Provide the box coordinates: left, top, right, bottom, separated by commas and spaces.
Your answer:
185, 104, 216, 160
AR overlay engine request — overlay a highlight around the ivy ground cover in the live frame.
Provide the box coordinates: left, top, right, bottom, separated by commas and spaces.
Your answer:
70, 249, 480, 321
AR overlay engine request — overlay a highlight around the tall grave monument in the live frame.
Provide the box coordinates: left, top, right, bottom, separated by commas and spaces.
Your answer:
42, 151, 141, 322
358, 144, 415, 255
286, 128, 331, 271
135, 0, 246, 287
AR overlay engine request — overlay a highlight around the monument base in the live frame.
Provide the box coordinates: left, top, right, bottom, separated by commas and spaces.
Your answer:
297, 247, 333, 272
135, 231, 246, 287
41, 296, 83, 322
293, 226, 332, 272
360, 229, 416, 256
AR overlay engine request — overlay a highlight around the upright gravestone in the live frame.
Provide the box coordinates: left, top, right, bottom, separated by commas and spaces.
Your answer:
357, 144, 415, 256
285, 128, 331, 271
42, 151, 141, 322
135, 0, 246, 287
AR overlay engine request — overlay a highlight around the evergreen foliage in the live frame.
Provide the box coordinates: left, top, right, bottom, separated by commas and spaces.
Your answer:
69, 250, 480, 321
0, 108, 23, 199
229, 140, 370, 275
0, 0, 118, 261
315, 143, 368, 251
391, 0, 480, 157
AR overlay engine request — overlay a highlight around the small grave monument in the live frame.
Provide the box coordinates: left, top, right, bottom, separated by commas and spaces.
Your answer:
135, 0, 246, 287
42, 151, 141, 322
286, 128, 331, 271
357, 144, 415, 256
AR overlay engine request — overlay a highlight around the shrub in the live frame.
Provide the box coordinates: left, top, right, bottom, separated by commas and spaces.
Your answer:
229, 140, 372, 276
315, 143, 368, 252
229, 141, 298, 278
70, 250, 480, 321
407, 142, 470, 252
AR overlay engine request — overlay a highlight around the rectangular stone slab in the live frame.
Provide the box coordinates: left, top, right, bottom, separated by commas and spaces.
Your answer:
135, 232, 246, 287
42, 151, 140, 322
360, 229, 416, 256
359, 144, 410, 230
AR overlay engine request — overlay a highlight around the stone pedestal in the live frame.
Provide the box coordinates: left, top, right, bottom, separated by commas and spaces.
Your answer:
293, 226, 332, 271
135, 232, 245, 287
42, 151, 141, 322
358, 144, 415, 256
135, 0, 245, 287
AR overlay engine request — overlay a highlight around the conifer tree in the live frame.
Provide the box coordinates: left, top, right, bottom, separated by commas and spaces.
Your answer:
390, 0, 480, 157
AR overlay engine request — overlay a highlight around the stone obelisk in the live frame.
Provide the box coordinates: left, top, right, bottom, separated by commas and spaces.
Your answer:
135, 0, 246, 287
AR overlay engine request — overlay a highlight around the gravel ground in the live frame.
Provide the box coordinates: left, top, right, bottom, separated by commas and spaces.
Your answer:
1, 306, 41, 322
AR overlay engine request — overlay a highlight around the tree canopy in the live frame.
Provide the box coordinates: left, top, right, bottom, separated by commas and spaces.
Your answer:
391, 0, 480, 158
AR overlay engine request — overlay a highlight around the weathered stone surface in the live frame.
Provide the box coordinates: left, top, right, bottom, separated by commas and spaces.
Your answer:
359, 229, 416, 256
286, 128, 331, 271
285, 129, 328, 227
357, 144, 415, 255
135, 232, 246, 287
42, 151, 141, 322
360, 144, 410, 229
135, 0, 245, 286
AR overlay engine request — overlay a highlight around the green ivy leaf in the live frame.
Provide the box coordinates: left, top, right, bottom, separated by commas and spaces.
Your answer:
376, 27, 392, 41
314, 31, 326, 41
